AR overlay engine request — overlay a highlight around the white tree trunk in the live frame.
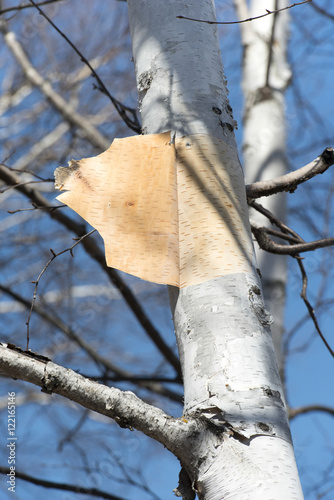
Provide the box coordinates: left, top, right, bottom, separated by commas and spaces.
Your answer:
127, 0, 303, 498
236, 0, 291, 377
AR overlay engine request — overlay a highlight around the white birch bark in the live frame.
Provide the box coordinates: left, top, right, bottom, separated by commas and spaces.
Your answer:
236, 0, 291, 377
127, 1, 303, 498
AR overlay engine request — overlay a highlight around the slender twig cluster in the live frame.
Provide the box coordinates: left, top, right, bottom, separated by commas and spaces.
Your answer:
177, 0, 312, 25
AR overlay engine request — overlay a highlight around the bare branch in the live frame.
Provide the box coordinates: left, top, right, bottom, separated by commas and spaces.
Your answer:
0, 178, 53, 194
310, 1, 334, 21
251, 220, 334, 257
26, 231, 95, 349
0, 343, 187, 454
295, 257, 334, 359
0, 0, 65, 15
177, 0, 311, 25
11, 121, 70, 171
0, 466, 125, 500
246, 147, 334, 199
250, 222, 301, 245
28, 0, 141, 134
251, 223, 334, 358
249, 200, 334, 358
1, 165, 51, 181
249, 199, 306, 241
289, 405, 334, 419
0, 22, 110, 150
7, 203, 63, 214
0, 284, 182, 402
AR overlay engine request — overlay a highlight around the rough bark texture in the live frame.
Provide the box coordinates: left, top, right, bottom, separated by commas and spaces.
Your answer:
0, 344, 188, 453
127, 0, 303, 498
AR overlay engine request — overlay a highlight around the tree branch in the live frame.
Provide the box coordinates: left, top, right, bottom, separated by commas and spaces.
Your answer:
0, 343, 187, 454
251, 220, 334, 256
249, 200, 334, 359
295, 256, 334, 359
11, 122, 70, 171
289, 405, 334, 419
26, 232, 96, 348
0, 0, 65, 15
250, 221, 301, 245
0, 466, 125, 500
0, 284, 183, 402
246, 147, 334, 199
252, 233, 334, 360
310, 1, 334, 21
0, 22, 109, 150
177, 0, 311, 25
29, 0, 141, 134
249, 199, 304, 240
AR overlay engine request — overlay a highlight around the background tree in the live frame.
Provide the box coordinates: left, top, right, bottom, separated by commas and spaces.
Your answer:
0, 1, 333, 499
236, 0, 290, 378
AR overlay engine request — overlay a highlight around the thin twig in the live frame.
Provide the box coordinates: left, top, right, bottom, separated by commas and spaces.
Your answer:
249, 199, 305, 241
26, 230, 95, 349
289, 404, 334, 419
177, 0, 311, 25
29, 0, 141, 134
2, 165, 50, 180
0, 284, 182, 401
310, 1, 334, 21
295, 257, 334, 358
0, 178, 53, 193
7, 203, 64, 214
250, 201, 333, 358
0, 466, 125, 500
0, 0, 65, 15
0, 163, 181, 374
58, 410, 89, 450
0, 24, 110, 150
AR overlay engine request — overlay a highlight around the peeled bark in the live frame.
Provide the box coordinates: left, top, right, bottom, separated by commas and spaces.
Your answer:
55, 133, 253, 288
127, 0, 303, 498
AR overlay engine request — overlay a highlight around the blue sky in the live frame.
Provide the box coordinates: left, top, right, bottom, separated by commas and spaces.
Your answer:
0, 1, 334, 499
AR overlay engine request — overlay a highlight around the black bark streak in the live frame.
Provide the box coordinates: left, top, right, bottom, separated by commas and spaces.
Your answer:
4, 342, 51, 363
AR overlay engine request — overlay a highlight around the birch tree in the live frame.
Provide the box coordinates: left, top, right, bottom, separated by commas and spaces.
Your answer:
124, 1, 302, 497
235, 0, 291, 378
6, 0, 303, 497
0, 1, 333, 499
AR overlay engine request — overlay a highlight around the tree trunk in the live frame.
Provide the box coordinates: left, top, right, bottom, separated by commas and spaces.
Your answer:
127, 0, 303, 498
237, 0, 291, 380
